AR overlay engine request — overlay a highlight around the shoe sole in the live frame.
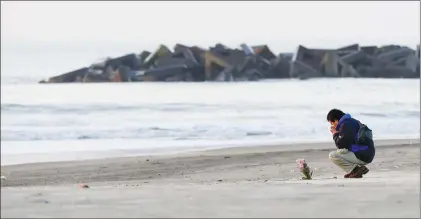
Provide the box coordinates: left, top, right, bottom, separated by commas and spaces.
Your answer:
346, 166, 369, 178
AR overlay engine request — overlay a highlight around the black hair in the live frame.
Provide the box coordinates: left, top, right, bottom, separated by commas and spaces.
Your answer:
326, 109, 345, 122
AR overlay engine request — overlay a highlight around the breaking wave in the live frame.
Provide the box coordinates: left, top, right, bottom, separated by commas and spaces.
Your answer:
1, 79, 419, 150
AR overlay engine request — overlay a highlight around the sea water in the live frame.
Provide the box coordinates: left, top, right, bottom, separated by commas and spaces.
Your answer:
1, 78, 419, 165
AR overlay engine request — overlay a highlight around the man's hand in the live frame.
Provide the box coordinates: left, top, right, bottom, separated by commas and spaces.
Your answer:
330, 125, 337, 135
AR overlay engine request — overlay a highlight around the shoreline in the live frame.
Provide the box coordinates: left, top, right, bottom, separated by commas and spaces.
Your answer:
1, 138, 419, 186
1, 138, 419, 167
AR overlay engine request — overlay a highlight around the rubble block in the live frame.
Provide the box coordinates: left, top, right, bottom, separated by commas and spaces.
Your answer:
139, 51, 151, 66
130, 70, 144, 82
236, 56, 256, 73
235, 55, 271, 78
386, 56, 407, 67
279, 53, 294, 61
355, 66, 374, 77
209, 44, 246, 64
173, 43, 189, 51
82, 73, 109, 83
292, 45, 308, 61
293, 45, 329, 72
226, 71, 235, 82
270, 53, 294, 78
138, 75, 157, 82
75, 75, 84, 82
47, 67, 89, 83
404, 54, 420, 72
319, 52, 360, 77
164, 45, 206, 79
360, 46, 378, 56
223, 65, 239, 80
320, 51, 340, 77
384, 53, 419, 70
267, 57, 291, 78
256, 55, 272, 67
337, 44, 359, 52
165, 74, 181, 82
105, 53, 141, 71
176, 48, 198, 66
92, 67, 104, 74
363, 55, 387, 69
214, 70, 234, 82
336, 56, 360, 78
171, 44, 199, 67
144, 64, 189, 81
142, 45, 172, 69
185, 66, 205, 82
117, 65, 135, 82
214, 71, 225, 81
252, 45, 276, 60
185, 72, 194, 82
204, 51, 233, 80
357, 66, 417, 78
289, 60, 322, 79
152, 49, 201, 81
165, 72, 192, 82
155, 55, 195, 68
348, 56, 379, 71
380, 66, 418, 78
237, 69, 264, 81
341, 50, 367, 64
295, 45, 346, 60
90, 59, 107, 70
240, 43, 255, 56
102, 66, 117, 81
339, 63, 359, 77
378, 47, 414, 63
189, 46, 207, 65
377, 45, 402, 54
336, 44, 360, 57
112, 70, 121, 82
205, 45, 248, 81
212, 44, 231, 54
416, 45, 421, 74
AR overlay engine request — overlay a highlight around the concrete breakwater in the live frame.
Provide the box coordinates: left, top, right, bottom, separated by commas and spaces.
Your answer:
39, 43, 421, 83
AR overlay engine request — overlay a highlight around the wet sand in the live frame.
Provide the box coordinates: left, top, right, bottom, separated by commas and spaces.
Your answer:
1, 139, 420, 218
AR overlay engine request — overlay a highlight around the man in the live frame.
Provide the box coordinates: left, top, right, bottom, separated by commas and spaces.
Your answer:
326, 109, 375, 178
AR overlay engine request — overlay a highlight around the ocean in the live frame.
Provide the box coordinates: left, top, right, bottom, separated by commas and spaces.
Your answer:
1, 78, 419, 165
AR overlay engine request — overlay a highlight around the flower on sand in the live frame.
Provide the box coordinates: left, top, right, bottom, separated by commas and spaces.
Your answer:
296, 159, 307, 170
296, 158, 312, 180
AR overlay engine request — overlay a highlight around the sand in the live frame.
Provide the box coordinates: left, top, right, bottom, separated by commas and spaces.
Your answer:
1, 139, 420, 218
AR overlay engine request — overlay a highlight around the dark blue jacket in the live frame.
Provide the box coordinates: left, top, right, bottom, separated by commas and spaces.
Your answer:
334, 114, 375, 163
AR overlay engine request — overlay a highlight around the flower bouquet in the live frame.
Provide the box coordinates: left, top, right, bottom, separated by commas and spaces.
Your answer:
296, 158, 313, 180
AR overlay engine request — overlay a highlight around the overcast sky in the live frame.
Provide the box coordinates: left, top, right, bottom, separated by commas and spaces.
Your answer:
1, 1, 420, 51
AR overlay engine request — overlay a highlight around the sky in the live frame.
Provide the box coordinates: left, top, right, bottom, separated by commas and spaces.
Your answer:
1, 1, 420, 80
1, 1, 420, 51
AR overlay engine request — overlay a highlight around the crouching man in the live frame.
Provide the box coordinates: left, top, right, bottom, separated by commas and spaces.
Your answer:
326, 109, 376, 178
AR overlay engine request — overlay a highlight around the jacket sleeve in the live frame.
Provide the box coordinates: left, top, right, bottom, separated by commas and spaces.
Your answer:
333, 122, 355, 149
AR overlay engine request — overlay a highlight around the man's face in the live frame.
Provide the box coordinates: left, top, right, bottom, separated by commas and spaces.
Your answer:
329, 120, 338, 127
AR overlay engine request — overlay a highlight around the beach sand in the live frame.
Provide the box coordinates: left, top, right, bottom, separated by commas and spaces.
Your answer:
1, 139, 420, 218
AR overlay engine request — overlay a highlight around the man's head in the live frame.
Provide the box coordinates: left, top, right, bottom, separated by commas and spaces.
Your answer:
326, 108, 345, 127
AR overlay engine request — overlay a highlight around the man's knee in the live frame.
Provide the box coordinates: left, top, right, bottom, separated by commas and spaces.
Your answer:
329, 151, 339, 160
